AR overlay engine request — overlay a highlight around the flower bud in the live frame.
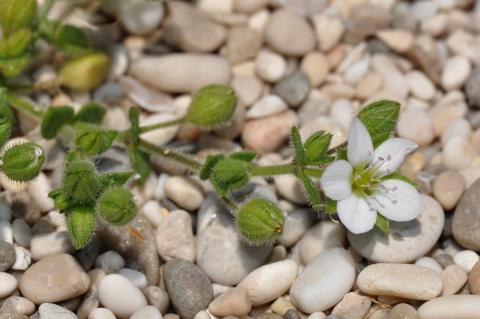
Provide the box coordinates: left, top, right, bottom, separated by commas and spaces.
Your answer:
1, 141, 44, 182
236, 198, 284, 245
211, 157, 250, 196
66, 206, 96, 249
76, 129, 117, 155
186, 85, 237, 128
59, 52, 110, 91
48, 188, 71, 211
0, 0, 36, 35
63, 159, 99, 204
96, 187, 137, 225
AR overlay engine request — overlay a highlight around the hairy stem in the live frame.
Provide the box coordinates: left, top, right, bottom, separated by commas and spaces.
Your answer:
139, 116, 185, 134
138, 139, 202, 172
250, 163, 296, 176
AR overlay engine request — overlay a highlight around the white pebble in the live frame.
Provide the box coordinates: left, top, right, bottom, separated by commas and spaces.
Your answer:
130, 305, 163, 319
95, 251, 126, 274
140, 113, 179, 147
0, 221, 13, 244
441, 118, 471, 145
246, 95, 288, 119
344, 57, 370, 84
118, 268, 148, 289
255, 49, 286, 83
30, 232, 74, 261
164, 176, 204, 211
454, 250, 480, 273
407, 71, 435, 100
330, 99, 353, 131
27, 172, 54, 212
0, 272, 17, 298
89, 308, 116, 319
12, 246, 31, 271
142, 200, 165, 228
0, 203, 11, 221
415, 257, 443, 273
443, 137, 475, 171
397, 108, 435, 146
194, 310, 211, 319
442, 55, 471, 91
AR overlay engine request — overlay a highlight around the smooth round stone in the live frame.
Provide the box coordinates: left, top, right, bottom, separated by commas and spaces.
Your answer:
441, 118, 471, 145
118, 268, 148, 289
454, 250, 479, 273
278, 208, 313, 247
443, 137, 475, 170
274, 174, 308, 205
376, 29, 414, 53
12, 219, 32, 248
238, 260, 298, 306
453, 179, 480, 250
0, 221, 13, 244
20, 254, 90, 304
98, 274, 147, 318
37, 303, 77, 319
0, 203, 11, 221
140, 113, 179, 147
119, 0, 164, 35
299, 221, 346, 265
406, 71, 435, 100
233, 0, 269, 13
95, 250, 125, 274
145, 286, 170, 314
312, 14, 345, 52
246, 95, 288, 119
28, 173, 54, 212
442, 55, 471, 91
272, 71, 311, 107
255, 49, 287, 83
12, 246, 31, 271
300, 52, 329, 87
0, 240, 15, 271
156, 209, 196, 262
433, 171, 465, 210
397, 108, 435, 146
30, 232, 74, 261
130, 305, 163, 319
232, 76, 263, 107
164, 177, 203, 211
88, 308, 116, 319
226, 26, 262, 63
265, 9, 315, 56
357, 263, 442, 300
441, 265, 467, 296
389, 303, 418, 319
208, 286, 251, 317
290, 248, 356, 313
349, 195, 444, 263
469, 261, 480, 294
0, 296, 35, 315
415, 257, 443, 273
418, 295, 480, 319
130, 54, 231, 93
163, 259, 214, 319
0, 272, 17, 298
331, 292, 371, 319
306, 312, 327, 319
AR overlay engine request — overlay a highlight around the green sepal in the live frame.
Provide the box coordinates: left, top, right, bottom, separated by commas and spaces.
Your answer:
0, 53, 31, 78
128, 146, 150, 185
0, 118, 12, 149
63, 159, 99, 204
229, 150, 256, 162
304, 131, 334, 165
1, 142, 44, 181
211, 157, 250, 196
66, 206, 96, 249
52, 24, 90, 57
383, 172, 416, 186
0, 28, 32, 58
96, 187, 137, 226
235, 198, 284, 245
0, 0, 37, 36
376, 213, 390, 233
290, 127, 305, 166
298, 169, 322, 212
48, 188, 72, 211
98, 171, 134, 191
325, 197, 337, 215
357, 100, 400, 148
199, 154, 224, 180
76, 128, 117, 155
41, 106, 75, 139
74, 102, 106, 125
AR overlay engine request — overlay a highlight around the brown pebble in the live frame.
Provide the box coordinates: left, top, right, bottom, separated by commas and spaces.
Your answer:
468, 261, 480, 295
388, 303, 418, 319
434, 254, 455, 268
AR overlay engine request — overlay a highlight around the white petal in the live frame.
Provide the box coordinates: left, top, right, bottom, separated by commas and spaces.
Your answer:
371, 138, 417, 177
320, 160, 353, 201
347, 118, 374, 168
371, 179, 421, 222
337, 194, 377, 234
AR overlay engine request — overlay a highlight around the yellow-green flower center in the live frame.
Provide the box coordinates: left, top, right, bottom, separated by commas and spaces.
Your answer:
351, 166, 381, 197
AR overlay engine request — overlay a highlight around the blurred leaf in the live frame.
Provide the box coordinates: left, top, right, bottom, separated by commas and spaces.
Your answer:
229, 150, 256, 162
53, 24, 90, 56
0, 53, 31, 78
41, 106, 75, 139
304, 131, 334, 165
0, 28, 32, 58
76, 128, 117, 155
74, 102, 106, 124
128, 145, 150, 184
0, 0, 37, 35
98, 171, 134, 191
357, 100, 400, 148
376, 213, 390, 233
199, 154, 224, 181
59, 52, 110, 91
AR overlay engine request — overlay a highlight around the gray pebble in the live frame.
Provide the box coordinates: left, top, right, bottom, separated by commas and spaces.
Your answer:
466, 64, 480, 110
453, 179, 480, 250
272, 71, 310, 108
37, 303, 78, 319
434, 254, 455, 268
0, 240, 15, 271
284, 309, 301, 319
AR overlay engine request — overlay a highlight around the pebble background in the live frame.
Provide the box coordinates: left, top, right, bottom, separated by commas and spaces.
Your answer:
3, 0, 480, 318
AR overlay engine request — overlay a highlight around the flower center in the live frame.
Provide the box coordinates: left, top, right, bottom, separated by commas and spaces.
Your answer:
351, 166, 381, 197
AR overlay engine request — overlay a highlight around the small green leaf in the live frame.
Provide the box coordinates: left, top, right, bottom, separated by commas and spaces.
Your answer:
383, 172, 416, 186
236, 198, 284, 245
199, 154, 224, 180
128, 146, 150, 184
59, 52, 110, 91
337, 146, 347, 161
298, 169, 322, 212
290, 127, 305, 166
96, 187, 137, 225
229, 151, 256, 162
357, 100, 400, 148
76, 129, 117, 155
186, 85, 237, 128
0, 53, 31, 78
66, 206, 96, 249
48, 188, 71, 211
325, 197, 337, 215
1, 142, 44, 181
0, 118, 12, 148
63, 159, 99, 204
376, 213, 390, 233
74, 102, 106, 124
211, 157, 250, 196
0, 0, 37, 35
0, 28, 32, 58
53, 24, 90, 57
41, 106, 75, 139
304, 131, 334, 165
98, 172, 134, 191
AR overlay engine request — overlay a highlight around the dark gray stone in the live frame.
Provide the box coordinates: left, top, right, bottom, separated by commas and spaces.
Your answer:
0, 240, 15, 271
453, 179, 480, 250
466, 65, 480, 110
284, 309, 301, 319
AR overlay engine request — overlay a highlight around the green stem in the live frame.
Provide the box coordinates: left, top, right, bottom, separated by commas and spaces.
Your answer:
139, 117, 185, 134
250, 163, 296, 176
6, 93, 44, 119
303, 168, 324, 177
138, 139, 202, 172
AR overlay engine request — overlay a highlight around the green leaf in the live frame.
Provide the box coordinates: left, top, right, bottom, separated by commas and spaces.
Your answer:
382, 172, 416, 186
41, 106, 75, 139
0, 88, 15, 125
186, 85, 237, 128
66, 206, 96, 249
376, 213, 390, 233
0, 118, 12, 149
337, 145, 347, 161
76, 129, 117, 155
236, 198, 284, 245
128, 107, 141, 145
96, 187, 137, 225
59, 52, 110, 91
229, 151, 256, 162
211, 157, 250, 196
199, 154, 224, 180
1, 142, 44, 181
357, 100, 400, 148
0, 53, 31, 78
53, 24, 90, 57
48, 188, 71, 211
298, 169, 322, 212
290, 127, 305, 166
0, 0, 37, 35
74, 102, 106, 124
63, 159, 100, 204
128, 146, 150, 184
325, 197, 337, 215
0, 28, 33, 58
98, 172, 134, 191
304, 131, 334, 165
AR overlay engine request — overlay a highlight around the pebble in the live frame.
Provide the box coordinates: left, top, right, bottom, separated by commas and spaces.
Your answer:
12, 246, 31, 270
441, 265, 467, 296
355, 72, 382, 100
140, 113, 179, 147
19, 254, 90, 304
0, 240, 15, 271
417, 295, 480, 319
415, 257, 443, 273
98, 274, 147, 318
441, 118, 471, 144
435, 254, 455, 269
231, 76, 263, 106
145, 286, 170, 314
442, 55, 471, 91
226, 27, 262, 63
0, 272, 17, 298
142, 200, 165, 228
466, 64, 480, 109
0, 296, 35, 315
331, 292, 371, 319
376, 29, 414, 53
357, 263, 442, 300
88, 308, 116, 319
255, 49, 287, 83
468, 262, 480, 294
453, 179, 480, 250
95, 251, 125, 274
433, 171, 465, 210
118, 0, 164, 35
164, 177, 203, 211
163, 1, 226, 53
278, 208, 313, 247
164, 259, 214, 319
443, 137, 475, 170
242, 110, 298, 153
265, 9, 315, 56
27, 173, 54, 212
156, 209, 196, 262
30, 232, 74, 261
389, 303, 418, 319
208, 286, 251, 317
271, 296, 295, 316
118, 268, 148, 289
290, 248, 356, 313
12, 219, 31, 248
312, 15, 345, 52
0, 221, 13, 244
0, 203, 11, 221
130, 306, 163, 319
239, 260, 298, 306
406, 71, 435, 100
349, 195, 444, 263
273, 174, 307, 205
130, 54, 231, 93
397, 108, 435, 146
272, 71, 311, 107
454, 250, 479, 272
300, 52, 329, 87
37, 303, 78, 319
299, 221, 346, 265
246, 95, 288, 119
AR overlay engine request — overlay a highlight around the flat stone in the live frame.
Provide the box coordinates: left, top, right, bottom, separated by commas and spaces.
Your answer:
37, 303, 78, 319
453, 179, 480, 250
118, 0, 164, 35
246, 95, 288, 119
468, 261, 480, 294
312, 15, 344, 52
19, 254, 90, 304
278, 208, 314, 247
357, 263, 442, 300
349, 195, 444, 263
145, 286, 170, 314
164, 259, 214, 319
156, 209, 196, 262
255, 49, 287, 83
30, 232, 74, 261
389, 303, 418, 319
164, 177, 204, 211
130, 306, 163, 319
418, 295, 480, 319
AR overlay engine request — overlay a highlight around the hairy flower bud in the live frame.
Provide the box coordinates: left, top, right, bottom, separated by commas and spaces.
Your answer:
96, 187, 137, 225
66, 206, 96, 249
63, 159, 99, 204
0, 0, 36, 35
1, 140, 44, 182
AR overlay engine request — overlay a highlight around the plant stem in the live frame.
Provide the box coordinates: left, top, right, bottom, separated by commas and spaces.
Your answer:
303, 168, 324, 177
6, 93, 44, 119
250, 163, 296, 176
138, 139, 202, 172
139, 117, 185, 134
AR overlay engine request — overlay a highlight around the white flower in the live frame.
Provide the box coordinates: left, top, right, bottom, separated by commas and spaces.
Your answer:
320, 118, 421, 234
